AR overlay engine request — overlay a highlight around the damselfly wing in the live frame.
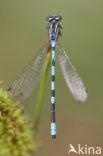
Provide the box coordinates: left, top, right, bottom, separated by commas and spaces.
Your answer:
57, 42, 87, 102
10, 45, 47, 101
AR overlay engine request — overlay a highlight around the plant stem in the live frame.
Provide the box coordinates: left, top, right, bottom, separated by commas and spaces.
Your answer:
33, 51, 51, 129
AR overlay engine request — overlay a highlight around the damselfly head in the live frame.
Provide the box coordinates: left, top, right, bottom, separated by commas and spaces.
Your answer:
47, 16, 62, 22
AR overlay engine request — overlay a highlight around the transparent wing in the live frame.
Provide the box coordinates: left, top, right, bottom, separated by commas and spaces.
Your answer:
10, 44, 47, 101
57, 42, 87, 102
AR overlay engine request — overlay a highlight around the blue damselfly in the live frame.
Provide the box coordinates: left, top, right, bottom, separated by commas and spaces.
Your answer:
9, 16, 87, 138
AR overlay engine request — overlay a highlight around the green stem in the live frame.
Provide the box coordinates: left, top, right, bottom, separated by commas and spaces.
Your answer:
33, 51, 51, 129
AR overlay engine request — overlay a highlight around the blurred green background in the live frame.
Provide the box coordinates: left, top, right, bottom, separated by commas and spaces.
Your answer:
0, 0, 103, 155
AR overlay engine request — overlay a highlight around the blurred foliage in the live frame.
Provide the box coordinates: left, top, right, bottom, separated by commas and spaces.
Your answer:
0, 88, 36, 156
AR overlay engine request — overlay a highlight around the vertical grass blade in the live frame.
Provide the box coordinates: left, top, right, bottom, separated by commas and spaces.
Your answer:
33, 51, 51, 129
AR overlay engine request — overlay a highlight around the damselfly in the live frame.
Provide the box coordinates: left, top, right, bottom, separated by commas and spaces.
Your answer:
9, 16, 87, 138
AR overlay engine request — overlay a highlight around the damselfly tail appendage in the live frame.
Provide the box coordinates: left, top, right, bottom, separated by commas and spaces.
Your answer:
57, 42, 88, 102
